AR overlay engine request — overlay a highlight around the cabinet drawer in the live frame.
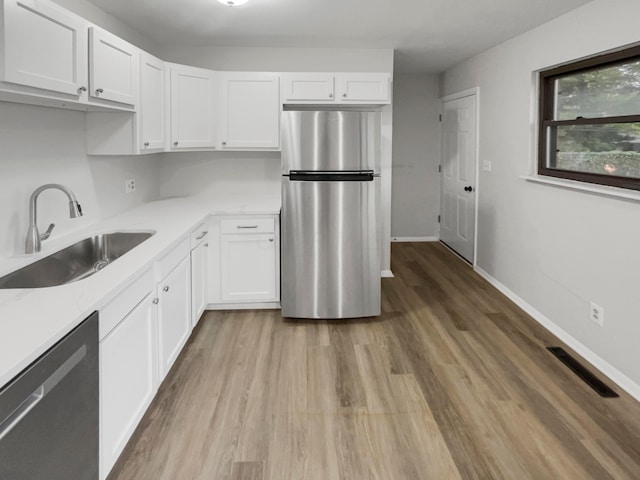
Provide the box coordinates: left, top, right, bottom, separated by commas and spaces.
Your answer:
99, 269, 155, 341
221, 218, 274, 234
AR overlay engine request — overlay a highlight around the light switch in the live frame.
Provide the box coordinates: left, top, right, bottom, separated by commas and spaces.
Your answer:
483, 160, 492, 172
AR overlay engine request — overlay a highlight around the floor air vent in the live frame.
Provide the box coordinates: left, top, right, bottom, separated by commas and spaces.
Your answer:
547, 347, 619, 398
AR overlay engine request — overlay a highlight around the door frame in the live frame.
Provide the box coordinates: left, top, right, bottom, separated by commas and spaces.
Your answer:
439, 87, 480, 267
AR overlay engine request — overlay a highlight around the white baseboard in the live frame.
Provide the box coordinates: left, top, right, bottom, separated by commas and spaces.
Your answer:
381, 270, 394, 278
474, 266, 640, 403
391, 236, 439, 242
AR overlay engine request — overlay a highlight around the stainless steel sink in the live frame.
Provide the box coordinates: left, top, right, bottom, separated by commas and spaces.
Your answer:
0, 231, 155, 289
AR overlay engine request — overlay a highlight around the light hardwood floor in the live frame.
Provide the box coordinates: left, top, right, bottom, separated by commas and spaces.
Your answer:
109, 242, 640, 480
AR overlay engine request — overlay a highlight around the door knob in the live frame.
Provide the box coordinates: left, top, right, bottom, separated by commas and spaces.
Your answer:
464, 186, 473, 192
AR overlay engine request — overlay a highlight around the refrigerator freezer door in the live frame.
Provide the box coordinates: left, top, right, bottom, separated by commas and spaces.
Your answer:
281, 177, 380, 319
281, 110, 380, 174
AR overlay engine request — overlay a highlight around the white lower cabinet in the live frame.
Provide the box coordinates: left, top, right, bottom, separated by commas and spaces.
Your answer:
207, 215, 280, 307
220, 233, 277, 302
99, 236, 194, 479
99, 270, 157, 480
157, 255, 192, 379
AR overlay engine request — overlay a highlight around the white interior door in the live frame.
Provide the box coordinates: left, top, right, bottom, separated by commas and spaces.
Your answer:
440, 93, 477, 263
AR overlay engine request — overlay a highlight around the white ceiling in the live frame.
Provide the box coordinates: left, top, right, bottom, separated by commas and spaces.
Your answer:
87, 0, 593, 74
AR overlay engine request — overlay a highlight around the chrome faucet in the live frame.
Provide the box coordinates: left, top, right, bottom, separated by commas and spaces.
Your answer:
25, 184, 83, 254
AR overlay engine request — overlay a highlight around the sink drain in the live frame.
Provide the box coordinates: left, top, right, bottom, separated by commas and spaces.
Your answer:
93, 259, 110, 272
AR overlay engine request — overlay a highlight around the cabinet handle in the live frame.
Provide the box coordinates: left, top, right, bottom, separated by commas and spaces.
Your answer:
78, 86, 87, 93
196, 231, 208, 240
95, 88, 104, 95
173, 141, 179, 146
269, 238, 274, 242
222, 141, 227, 146
144, 141, 150, 147
163, 285, 170, 292
237, 225, 258, 229
342, 93, 347, 98
153, 298, 159, 304
329, 93, 333, 98
204, 243, 209, 247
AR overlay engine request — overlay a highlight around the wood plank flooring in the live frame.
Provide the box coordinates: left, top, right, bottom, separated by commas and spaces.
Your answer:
109, 242, 640, 480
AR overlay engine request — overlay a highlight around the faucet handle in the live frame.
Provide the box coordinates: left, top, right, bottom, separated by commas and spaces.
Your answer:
41, 223, 55, 241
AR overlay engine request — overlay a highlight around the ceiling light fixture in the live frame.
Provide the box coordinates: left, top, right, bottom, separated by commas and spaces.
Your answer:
217, 0, 248, 6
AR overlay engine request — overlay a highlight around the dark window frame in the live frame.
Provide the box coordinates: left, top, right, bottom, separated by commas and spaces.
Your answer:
538, 45, 640, 191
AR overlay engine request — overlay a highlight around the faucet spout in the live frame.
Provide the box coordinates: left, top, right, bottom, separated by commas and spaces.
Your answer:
25, 184, 83, 254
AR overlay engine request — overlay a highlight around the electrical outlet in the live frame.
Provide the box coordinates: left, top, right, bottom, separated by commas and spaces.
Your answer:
589, 301, 604, 327
125, 178, 136, 193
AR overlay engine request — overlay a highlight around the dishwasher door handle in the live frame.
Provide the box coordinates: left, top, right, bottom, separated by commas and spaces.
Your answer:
0, 387, 44, 441
0, 344, 86, 442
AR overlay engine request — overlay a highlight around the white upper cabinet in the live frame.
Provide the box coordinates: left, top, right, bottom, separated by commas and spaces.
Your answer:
2, 0, 88, 97
169, 63, 217, 150
0, 0, 138, 110
282, 73, 334, 102
218, 72, 280, 150
139, 52, 165, 151
89, 27, 138, 105
336, 73, 390, 103
283, 72, 391, 105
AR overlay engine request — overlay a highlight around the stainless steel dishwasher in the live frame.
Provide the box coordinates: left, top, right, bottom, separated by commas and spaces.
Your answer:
0, 311, 99, 480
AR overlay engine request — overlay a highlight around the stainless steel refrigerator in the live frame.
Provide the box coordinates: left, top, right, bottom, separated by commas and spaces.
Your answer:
281, 109, 381, 319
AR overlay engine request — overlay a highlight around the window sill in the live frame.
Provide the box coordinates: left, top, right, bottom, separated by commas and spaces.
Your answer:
522, 175, 640, 203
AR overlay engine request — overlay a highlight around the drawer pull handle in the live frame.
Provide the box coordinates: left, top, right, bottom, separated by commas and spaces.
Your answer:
237, 225, 258, 229
153, 298, 159, 304
163, 286, 170, 292
195, 231, 208, 240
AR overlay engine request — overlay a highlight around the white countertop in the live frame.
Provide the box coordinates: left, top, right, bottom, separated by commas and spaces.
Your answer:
0, 195, 280, 388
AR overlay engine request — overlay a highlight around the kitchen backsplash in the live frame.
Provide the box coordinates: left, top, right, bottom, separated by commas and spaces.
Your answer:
0, 102, 160, 259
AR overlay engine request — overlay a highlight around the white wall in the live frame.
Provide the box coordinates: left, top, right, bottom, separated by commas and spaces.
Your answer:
157, 46, 395, 273
391, 74, 440, 240
442, 0, 640, 392
158, 152, 280, 200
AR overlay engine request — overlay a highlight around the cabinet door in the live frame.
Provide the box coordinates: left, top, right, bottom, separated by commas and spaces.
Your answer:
190, 240, 208, 327
282, 73, 335, 102
157, 256, 191, 379
220, 233, 277, 302
336, 73, 390, 103
139, 52, 165, 151
89, 27, 138, 105
170, 64, 216, 149
100, 293, 158, 479
219, 72, 280, 149
3, 0, 88, 96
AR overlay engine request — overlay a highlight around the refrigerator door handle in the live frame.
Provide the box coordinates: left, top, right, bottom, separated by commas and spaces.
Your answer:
288, 171, 374, 182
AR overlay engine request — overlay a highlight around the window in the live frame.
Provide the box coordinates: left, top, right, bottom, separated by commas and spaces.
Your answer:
538, 45, 640, 190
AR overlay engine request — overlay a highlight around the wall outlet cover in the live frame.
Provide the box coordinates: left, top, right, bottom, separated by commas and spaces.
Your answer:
589, 301, 604, 327
483, 160, 492, 172
125, 178, 136, 193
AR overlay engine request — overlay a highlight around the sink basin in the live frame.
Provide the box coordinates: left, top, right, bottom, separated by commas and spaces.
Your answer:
0, 231, 155, 289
